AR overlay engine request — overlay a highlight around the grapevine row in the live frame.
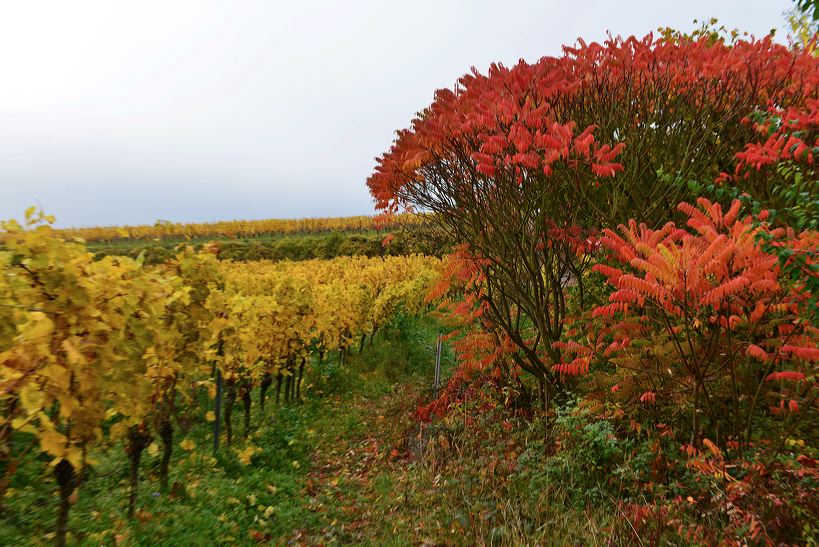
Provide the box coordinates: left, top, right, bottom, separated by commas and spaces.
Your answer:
0, 209, 440, 545
36, 212, 425, 242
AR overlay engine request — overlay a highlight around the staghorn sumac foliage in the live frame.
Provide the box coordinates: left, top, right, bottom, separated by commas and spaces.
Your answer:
619, 440, 819, 545
581, 198, 817, 450
424, 246, 534, 415
730, 102, 819, 316
370, 35, 819, 224
368, 33, 819, 408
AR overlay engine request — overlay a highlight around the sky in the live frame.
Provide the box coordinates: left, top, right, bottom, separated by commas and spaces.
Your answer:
0, 0, 794, 227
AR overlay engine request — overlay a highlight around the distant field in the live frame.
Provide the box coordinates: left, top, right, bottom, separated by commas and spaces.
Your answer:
87, 229, 445, 264
52, 213, 424, 242
0, 212, 439, 264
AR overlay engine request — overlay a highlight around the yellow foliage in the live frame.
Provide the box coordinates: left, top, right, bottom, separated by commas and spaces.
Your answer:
236, 445, 258, 465
0, 208, 440, 492
180, 439, 195, 451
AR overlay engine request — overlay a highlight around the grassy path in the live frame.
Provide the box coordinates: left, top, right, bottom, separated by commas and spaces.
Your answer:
297, 377, 426, 544
2, 315, 616, 545
289, 324, 615, 546
0, 317, 449, 546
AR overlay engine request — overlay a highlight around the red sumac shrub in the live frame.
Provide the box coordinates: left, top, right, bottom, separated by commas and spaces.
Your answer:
586, 198, 817, 449
368, 33, 819, 400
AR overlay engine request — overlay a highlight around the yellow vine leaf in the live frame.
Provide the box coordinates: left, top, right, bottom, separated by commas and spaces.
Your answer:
40, 431, 67, 459
236, 445, 258, 466
62, 339, 86, 365
19, 386, 45, 414
180, 438, 195, 451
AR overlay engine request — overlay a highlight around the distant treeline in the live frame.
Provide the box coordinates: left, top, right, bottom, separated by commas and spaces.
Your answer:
89, 229, 446, 264
50, 213, 425, 242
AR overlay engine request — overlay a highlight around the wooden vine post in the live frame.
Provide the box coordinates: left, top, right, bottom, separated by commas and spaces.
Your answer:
434, 332, 442, 392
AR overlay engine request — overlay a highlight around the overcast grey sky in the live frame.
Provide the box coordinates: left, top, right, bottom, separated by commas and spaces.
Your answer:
0, 0, 793, 227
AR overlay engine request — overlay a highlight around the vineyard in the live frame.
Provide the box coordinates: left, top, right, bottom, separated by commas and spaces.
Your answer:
39, 214, 425, 243
0, 209, 441, 545
2, 9, 819, 547
84, 227, 445, 266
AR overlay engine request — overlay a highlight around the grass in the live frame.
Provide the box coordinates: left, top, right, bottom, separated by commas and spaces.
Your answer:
3, 315, 623, 545
0, 315, 451, 546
